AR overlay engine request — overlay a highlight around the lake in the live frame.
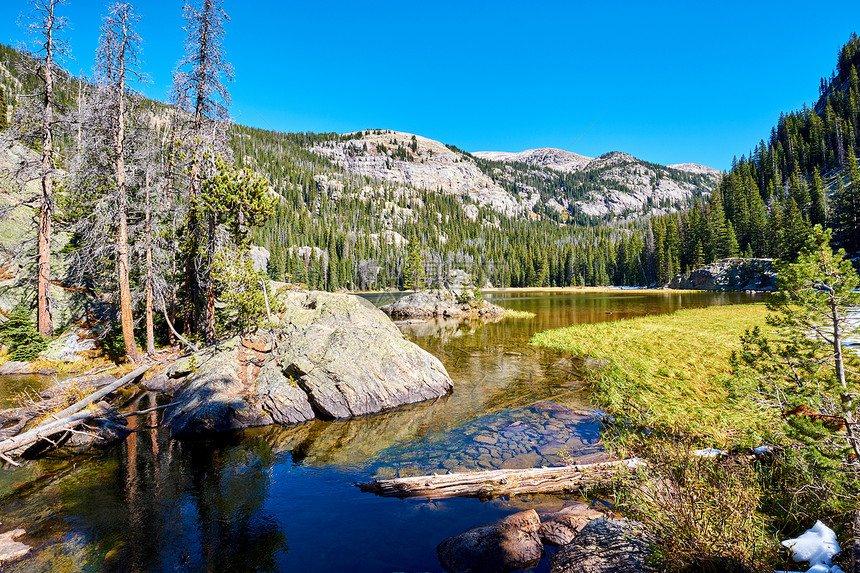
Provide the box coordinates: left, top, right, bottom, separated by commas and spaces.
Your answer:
0, 289, 762, 572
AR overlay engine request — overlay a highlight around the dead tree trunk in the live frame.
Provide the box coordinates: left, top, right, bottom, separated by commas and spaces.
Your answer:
144, 168, 155, 355
359, 461, 626, 499
37, 0, 60, 338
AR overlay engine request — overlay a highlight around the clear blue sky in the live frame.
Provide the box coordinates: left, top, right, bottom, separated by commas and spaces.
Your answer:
1, 1, 859, 170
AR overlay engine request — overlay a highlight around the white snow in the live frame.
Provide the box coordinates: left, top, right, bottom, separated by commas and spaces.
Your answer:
776, 521, 844, 573
692, 448, 724, 458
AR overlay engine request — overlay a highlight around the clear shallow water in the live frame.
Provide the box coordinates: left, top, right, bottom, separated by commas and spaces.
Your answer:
0, 290, 762, 572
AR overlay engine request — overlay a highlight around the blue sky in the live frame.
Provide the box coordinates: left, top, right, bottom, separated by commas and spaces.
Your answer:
1, 1, 859, 170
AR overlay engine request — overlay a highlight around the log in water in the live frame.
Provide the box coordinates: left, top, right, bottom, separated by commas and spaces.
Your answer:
358, 460, 626, 499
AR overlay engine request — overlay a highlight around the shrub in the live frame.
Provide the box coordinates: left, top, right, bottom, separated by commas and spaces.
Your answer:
0, 303, 47, 361
615, 436, 777, 572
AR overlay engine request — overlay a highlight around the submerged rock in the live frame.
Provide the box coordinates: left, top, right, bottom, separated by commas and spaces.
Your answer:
437, 509, 544, 573
550, 517, 655, 573
668, 258, 776, 291
163, 290, 453, 437
0, 528, 30, 563
538, 503, 604, 546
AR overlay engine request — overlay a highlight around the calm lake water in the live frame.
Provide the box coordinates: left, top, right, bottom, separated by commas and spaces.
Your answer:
0, 290, 762, 572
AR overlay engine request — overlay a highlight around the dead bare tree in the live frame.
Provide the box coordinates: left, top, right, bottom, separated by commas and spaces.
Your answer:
94, 2, 146, 362
28, 0, 70, 338
171, 0, 233, 344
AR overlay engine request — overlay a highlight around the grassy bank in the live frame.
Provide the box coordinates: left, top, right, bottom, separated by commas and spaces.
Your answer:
531, 303, 775, 444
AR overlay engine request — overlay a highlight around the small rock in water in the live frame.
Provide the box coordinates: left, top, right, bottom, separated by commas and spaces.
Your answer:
551, 518, 654, 573
0, 528, 31, 563
537, 441, 566, 456
539, 504, 605, 546
474, 434, 497, 445
437, 510, 543, 573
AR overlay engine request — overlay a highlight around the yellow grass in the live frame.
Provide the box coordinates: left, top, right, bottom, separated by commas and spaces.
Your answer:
531, 303, 775, 444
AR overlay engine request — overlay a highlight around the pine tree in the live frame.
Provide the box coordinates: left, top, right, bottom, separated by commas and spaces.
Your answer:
0, 303, 48, 361
403, 239, 425, 290
809, 167, 828, 227
736, 226, 860, 496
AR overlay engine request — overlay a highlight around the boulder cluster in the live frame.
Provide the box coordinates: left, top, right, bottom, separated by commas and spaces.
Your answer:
438, 506, 654, 573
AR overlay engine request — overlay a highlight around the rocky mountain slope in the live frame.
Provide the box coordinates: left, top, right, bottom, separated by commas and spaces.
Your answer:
473, 148, 593, 173
307, 131, 721, 222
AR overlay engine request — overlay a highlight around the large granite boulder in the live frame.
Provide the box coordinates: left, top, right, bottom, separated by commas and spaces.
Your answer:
668, 258, 776, 291
162, 290, 453, 437
437, 509, 544, 573
550, 517, 655, 573
380, 289, 504, 319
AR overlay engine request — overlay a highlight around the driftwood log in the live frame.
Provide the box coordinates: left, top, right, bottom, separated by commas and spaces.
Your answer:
358, 460, 627, 499
0, 363, 151, 464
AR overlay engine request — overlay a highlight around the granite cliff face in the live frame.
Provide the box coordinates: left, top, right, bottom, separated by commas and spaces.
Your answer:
312, 131, 525, 215
477, 148, 723, 218
474, 148, 593, 173
306, 131, 721, 221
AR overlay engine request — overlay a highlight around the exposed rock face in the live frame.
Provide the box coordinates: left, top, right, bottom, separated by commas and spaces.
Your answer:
38, 329, 96, 363
474, 147, 721, 219
473, 148, 593, 173
538, 504, 605, 546
308, 131, 718, 221
550, 518, 655, 573
162, 290, 453, 437
312, 131, 524, 216
572, 152, 720, 218
668, 258, 776, 291
380, 289, 505, 319
0, 140, 105, 331
437, 509, 544, 573
248, 245, 270, 273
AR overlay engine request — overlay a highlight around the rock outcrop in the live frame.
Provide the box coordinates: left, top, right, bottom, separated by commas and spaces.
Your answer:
380, 289, 505, 320
550, 518, 655, 573
437, 509, 544, 573
162, 290, 453, 437
38, 329, 96, 363
668, 258, 776, 291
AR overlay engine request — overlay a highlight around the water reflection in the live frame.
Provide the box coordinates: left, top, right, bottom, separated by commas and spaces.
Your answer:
0, 290, 762, 572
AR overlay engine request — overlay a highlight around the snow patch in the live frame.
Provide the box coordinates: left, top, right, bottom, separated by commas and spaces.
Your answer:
692, 448, 725, 458
776, 521, 844, 573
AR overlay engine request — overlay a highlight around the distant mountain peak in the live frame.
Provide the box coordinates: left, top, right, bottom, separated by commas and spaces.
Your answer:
473, 148, 593, 173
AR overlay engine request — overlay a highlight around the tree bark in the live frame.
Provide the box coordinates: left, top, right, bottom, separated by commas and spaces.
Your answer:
144, 168, 155, 355
37, 0, 57, 338
359, 461, 625, 499
116, 37, 139, 363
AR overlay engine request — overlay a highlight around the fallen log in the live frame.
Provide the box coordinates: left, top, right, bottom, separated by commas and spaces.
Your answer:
49, 363, 150, 421
0, 363, 151, 463
358, 460, 628, 499
0, 407, 112, 464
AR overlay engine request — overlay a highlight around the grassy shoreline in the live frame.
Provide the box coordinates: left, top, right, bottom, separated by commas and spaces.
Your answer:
530, 303, 775, 444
